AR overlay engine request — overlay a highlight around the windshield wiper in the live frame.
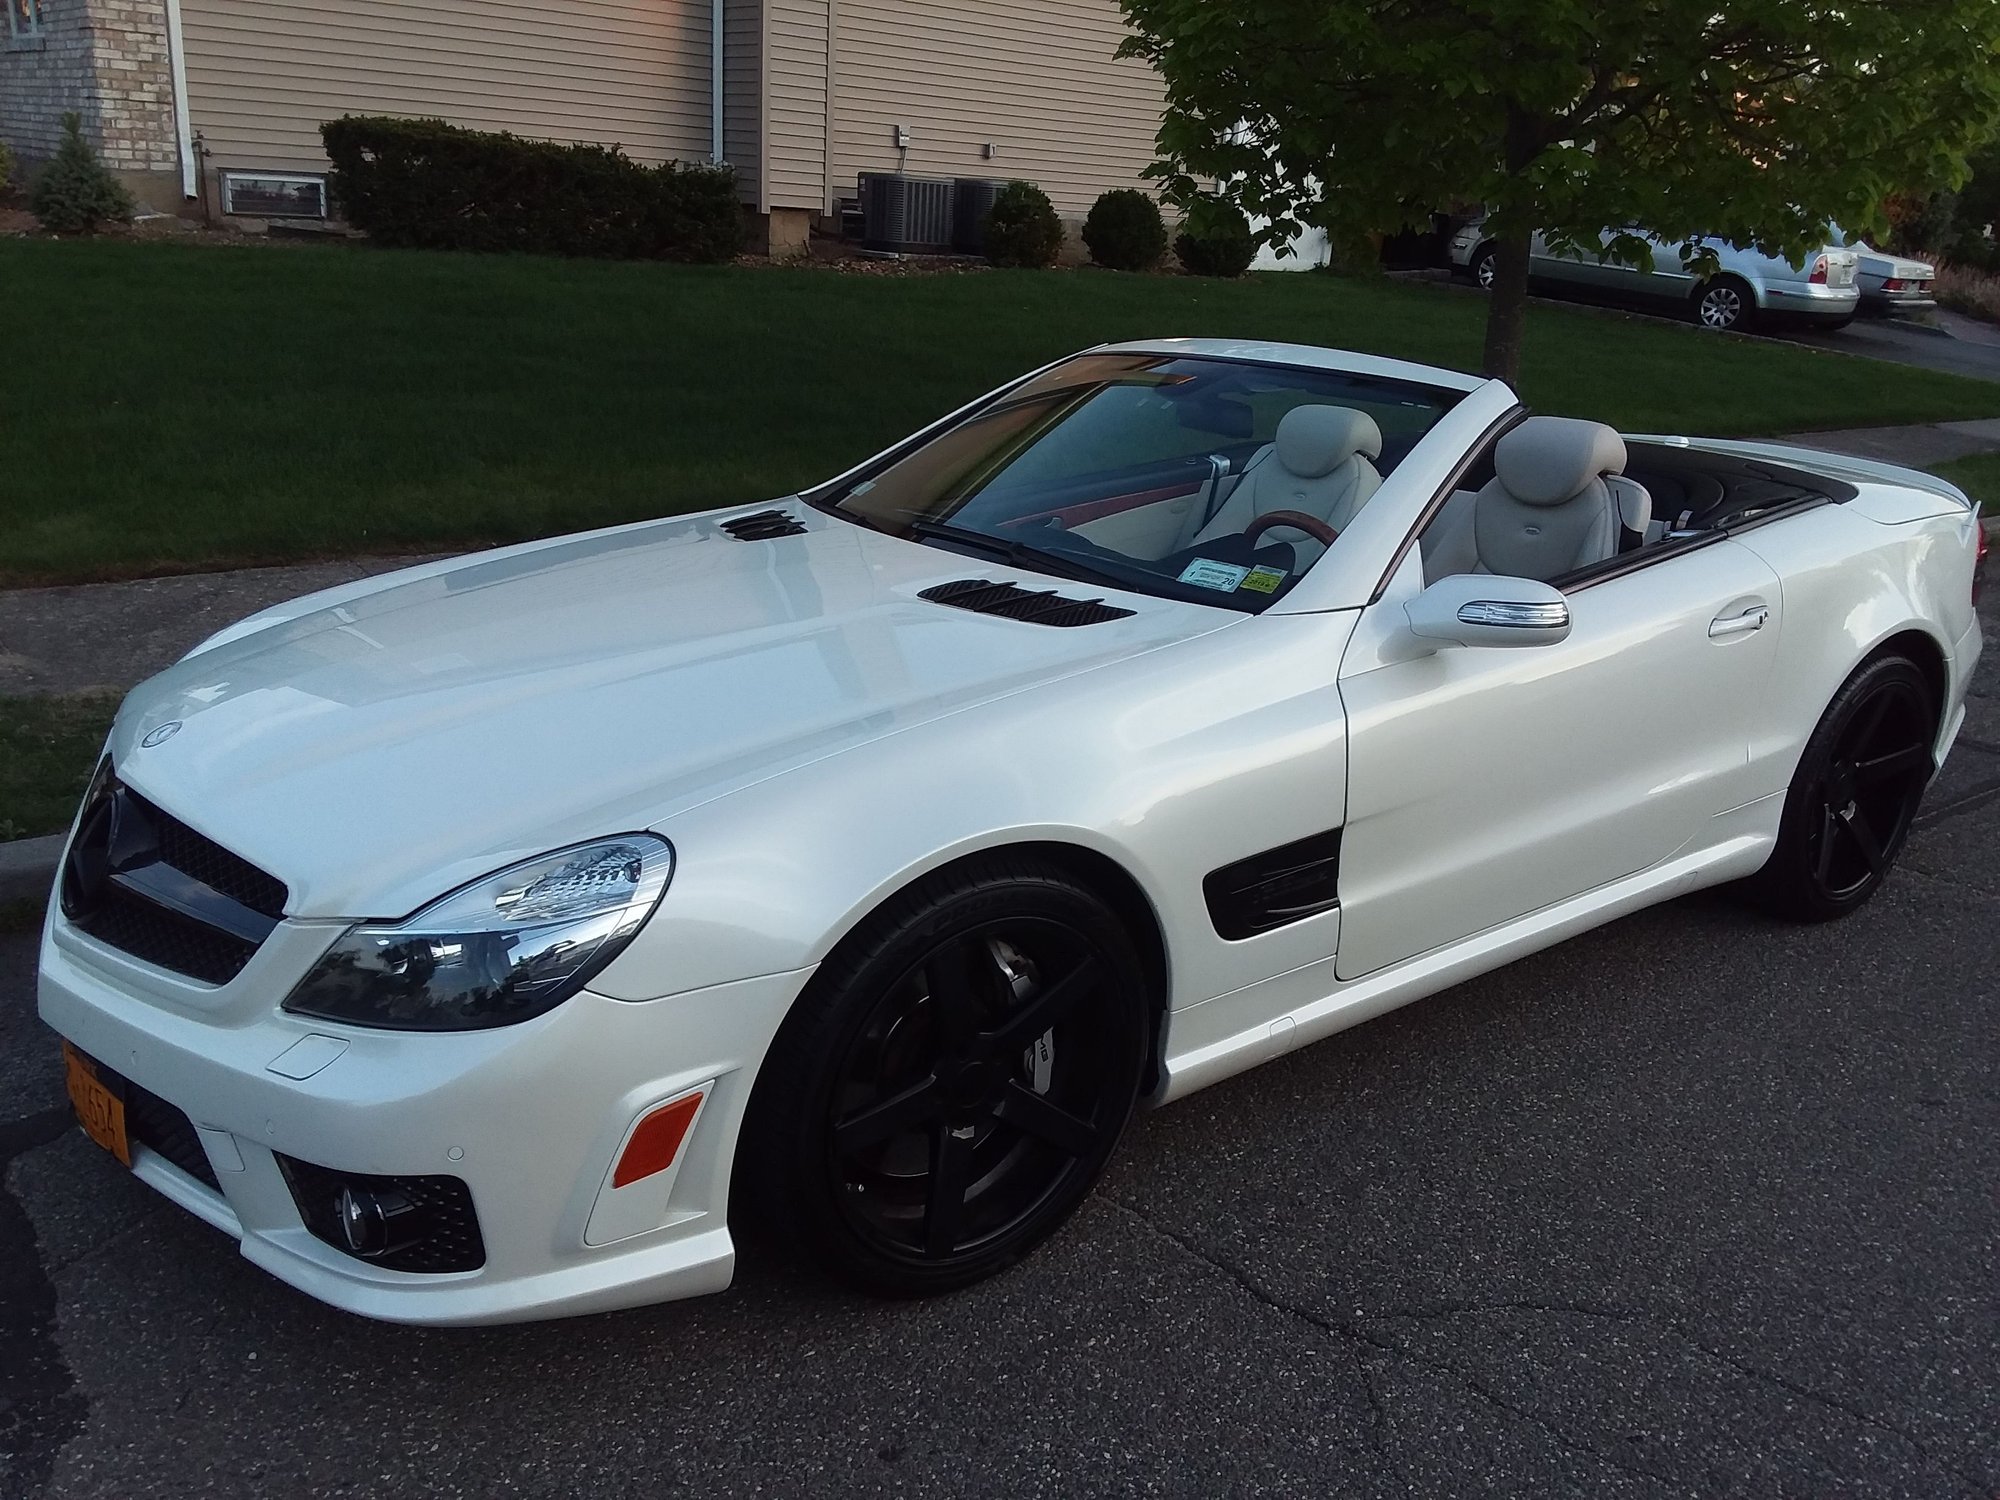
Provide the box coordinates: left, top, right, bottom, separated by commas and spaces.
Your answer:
904, 518, 1130, 592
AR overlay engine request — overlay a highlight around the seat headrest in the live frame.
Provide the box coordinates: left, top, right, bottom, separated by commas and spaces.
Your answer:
1494, 417, 1627, 507
1274, 405, 1383, 479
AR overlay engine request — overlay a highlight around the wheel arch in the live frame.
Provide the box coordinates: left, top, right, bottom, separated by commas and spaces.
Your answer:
1693, 270, 1758, 312
1864, 625, 1950, 729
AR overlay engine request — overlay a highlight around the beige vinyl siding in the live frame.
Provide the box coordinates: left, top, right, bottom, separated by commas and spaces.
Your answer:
723, 0, 762, 203
761, 0, 829, 210
817, 0, 1163, 217
178, 0, 715, 175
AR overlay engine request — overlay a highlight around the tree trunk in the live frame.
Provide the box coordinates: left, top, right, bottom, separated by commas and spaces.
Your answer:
1480, 223, 1533, 384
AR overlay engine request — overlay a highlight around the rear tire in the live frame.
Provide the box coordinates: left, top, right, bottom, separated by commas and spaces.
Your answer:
1693, 276, 1756, 332
1745, 653, 1936, 922
736, 855, 1150, 1296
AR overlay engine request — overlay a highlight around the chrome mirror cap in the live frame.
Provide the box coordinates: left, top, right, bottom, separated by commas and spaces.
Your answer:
1405, 574, 1572, 649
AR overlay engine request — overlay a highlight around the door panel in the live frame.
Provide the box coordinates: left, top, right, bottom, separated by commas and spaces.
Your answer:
1334, 540, 1783, 979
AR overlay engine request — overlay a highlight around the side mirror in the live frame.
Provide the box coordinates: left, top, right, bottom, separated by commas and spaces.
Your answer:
1404, 574, 1571, 649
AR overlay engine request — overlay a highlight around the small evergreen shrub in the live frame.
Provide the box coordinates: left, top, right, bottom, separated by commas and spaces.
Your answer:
320, 115, 742, 262
0, 139, 15, 199
1082, 187, 1166, 271
29, 114, 136, 235
1175, 199, 1258, 278
984, 179, 1064, 268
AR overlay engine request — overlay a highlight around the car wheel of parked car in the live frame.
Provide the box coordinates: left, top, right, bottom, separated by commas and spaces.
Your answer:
1746, 653, 1935, 922
1693, 276, 1756, 332
1470, 244, 1498, 290
739, 855, 1150, 1295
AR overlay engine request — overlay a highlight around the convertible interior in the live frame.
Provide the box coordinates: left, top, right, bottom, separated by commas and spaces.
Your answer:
1006, 407, 1856, 593
829, 351, 1856, 607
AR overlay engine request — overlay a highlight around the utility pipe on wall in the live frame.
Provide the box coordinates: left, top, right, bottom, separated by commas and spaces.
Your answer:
162, 0, 196, 197
710, 0, 724, 162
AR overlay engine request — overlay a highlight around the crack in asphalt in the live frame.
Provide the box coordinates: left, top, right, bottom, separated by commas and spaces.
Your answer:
1100, 1197, 1983, 1496
0, 1107, 87, 1500
1100, 1196, 1680, 1492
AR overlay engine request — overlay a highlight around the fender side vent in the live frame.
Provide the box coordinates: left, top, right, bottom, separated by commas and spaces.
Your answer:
721, 509, 807, 540
919, 578, 1134, 627
1204, 828, 1343, 940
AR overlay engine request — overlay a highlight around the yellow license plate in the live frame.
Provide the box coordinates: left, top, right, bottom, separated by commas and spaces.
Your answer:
63, 1042, 130, 1167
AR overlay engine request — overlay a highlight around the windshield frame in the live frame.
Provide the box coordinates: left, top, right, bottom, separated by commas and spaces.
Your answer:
803, 351, 1469, 613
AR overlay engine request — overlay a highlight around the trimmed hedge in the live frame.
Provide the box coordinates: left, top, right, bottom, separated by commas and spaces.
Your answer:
320, 116, 742, 262
984, 180, 1065, 268
1083, 188, 1167, 271
1175, 199, 1257, 278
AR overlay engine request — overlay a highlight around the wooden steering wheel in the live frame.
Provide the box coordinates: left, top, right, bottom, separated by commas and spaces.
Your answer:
1241, 509, 1339, 549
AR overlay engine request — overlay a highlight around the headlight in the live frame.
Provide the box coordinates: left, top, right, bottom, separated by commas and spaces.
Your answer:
283, 836, 673, 1032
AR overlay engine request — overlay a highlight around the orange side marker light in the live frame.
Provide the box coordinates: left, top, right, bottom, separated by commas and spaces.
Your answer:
612, 1093, 704, 1188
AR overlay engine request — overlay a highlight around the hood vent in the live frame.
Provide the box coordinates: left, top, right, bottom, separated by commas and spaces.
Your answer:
919, 578, 1135, 627
721, 509, 807, 540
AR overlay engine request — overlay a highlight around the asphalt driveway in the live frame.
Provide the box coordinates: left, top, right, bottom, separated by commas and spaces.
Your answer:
3, 606, 1997, 1498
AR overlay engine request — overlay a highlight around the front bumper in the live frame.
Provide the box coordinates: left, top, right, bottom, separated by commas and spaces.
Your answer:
38, 913, 809, 1325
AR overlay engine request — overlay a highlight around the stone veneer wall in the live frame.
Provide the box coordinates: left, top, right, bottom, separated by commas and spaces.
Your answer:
1, 0, 179, 200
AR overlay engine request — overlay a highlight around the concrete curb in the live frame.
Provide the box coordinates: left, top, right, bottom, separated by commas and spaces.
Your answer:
0, 834, 62, 908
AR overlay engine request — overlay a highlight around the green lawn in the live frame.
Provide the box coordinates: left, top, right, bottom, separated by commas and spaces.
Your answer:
1933, 453, 2000, 515
1, 693, 118, 842
3, 238, 1999, 584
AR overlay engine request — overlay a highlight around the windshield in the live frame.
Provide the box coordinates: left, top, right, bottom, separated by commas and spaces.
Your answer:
807, 353, 1464, 611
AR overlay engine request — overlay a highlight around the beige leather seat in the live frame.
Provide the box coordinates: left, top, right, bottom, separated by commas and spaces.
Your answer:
1181, 405, 1384, 568
1421, 416, 1649, 583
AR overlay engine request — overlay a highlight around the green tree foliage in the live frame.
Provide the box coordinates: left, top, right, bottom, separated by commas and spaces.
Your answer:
29, 114, 136, 235
1174, 197, 1256, 277
1119, 0, 2000, 378
1083, 187, 1168, 269
984, 180, 1065, 268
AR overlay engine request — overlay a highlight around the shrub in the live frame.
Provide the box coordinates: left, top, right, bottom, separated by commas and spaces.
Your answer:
984, 179, 1064, 268
1174, 199, 1257, 278
319, 115, 742, 262
0, 139, 14, 199
1936, 261, 2000, 323
29, 114, 136, 235
1082, 187, 1166, 271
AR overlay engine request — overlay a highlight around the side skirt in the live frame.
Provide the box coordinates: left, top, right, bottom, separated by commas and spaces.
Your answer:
1155, 821, 1776, 1106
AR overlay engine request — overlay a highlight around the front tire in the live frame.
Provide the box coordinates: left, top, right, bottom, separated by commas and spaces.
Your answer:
738, 856, 1150, 1296
1470, 244, 1498, 290
1746, 653, 1936, 921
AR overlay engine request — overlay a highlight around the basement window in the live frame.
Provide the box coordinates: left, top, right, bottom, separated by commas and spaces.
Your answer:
6, 0, 45, 45
219, 171, 328, 219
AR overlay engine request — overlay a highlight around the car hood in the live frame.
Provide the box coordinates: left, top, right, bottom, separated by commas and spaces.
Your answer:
106, 507, 1231, 918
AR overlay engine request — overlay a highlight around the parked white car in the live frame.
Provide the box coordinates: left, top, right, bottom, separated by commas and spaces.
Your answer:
1831, 229, 1938, 315
43, 340, 1983, 1324
1449, 222, 1861, 331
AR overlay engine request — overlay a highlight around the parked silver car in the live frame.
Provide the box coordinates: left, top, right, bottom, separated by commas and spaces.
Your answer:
1448, 222, 1860, 332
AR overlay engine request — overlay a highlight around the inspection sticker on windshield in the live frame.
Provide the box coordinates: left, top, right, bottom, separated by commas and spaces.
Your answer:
1178, 559, 1250, 592
1238, 566, 1287, 594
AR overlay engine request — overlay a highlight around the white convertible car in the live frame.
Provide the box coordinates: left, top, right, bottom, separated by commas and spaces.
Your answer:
41, 340, 1985, 1324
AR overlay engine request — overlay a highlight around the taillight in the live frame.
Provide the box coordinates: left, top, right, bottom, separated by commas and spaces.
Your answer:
1975, 521, 1988, 606
1882, 277, 1907, 292
1808, 255, 1829, 285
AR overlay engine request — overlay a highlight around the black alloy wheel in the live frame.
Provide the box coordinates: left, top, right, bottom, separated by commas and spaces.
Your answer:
1749, 654, 1935, 920
740, 857, 1149, 1295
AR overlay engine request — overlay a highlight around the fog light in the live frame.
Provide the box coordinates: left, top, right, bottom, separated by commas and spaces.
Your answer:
337, 1185, 423, 1258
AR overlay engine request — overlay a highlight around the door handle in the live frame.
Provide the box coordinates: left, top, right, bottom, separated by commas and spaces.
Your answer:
1709, 605, 1770, 639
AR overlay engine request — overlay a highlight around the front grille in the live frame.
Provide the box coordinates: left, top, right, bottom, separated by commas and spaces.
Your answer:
61, 763, 288, 986
919, 578, 1135, 627
76, 886, 260, 984
278, 1156, 487, 1274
